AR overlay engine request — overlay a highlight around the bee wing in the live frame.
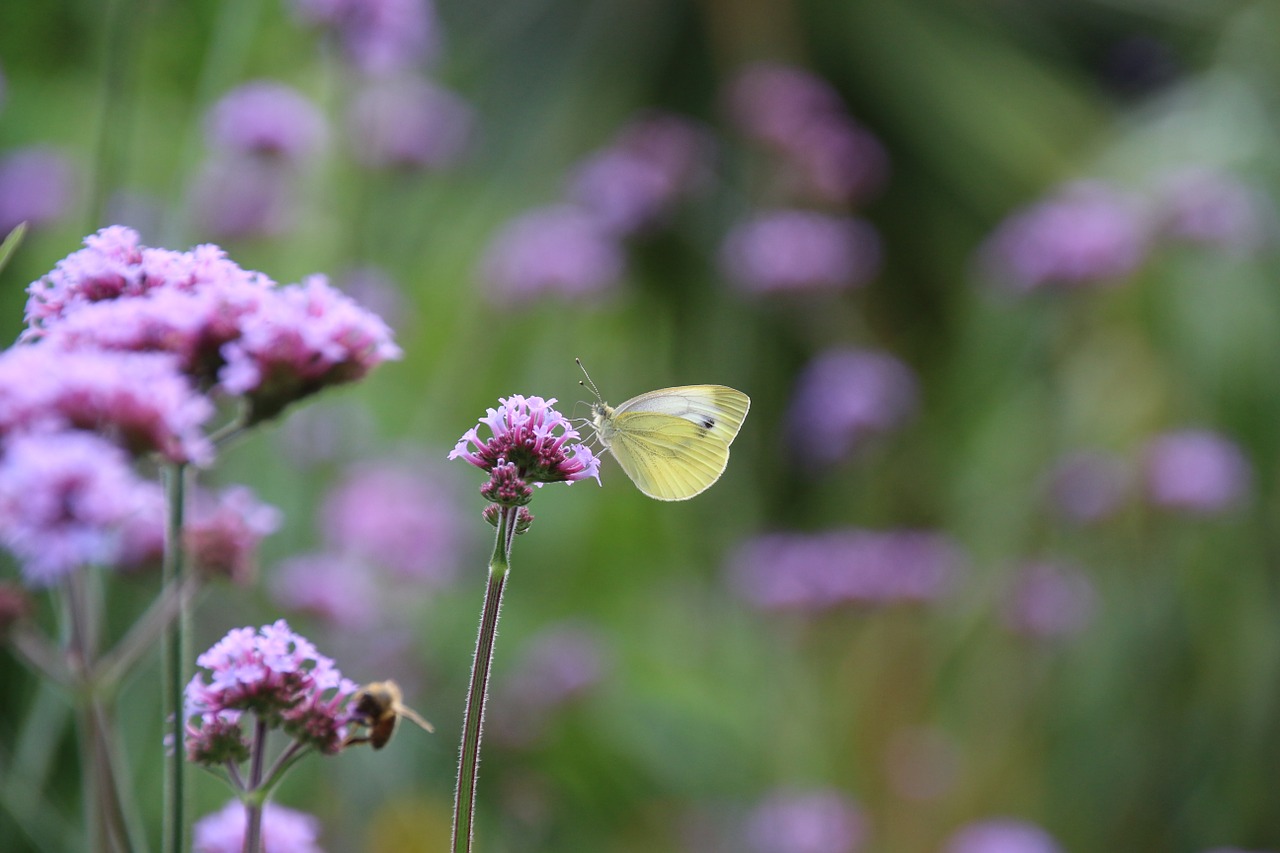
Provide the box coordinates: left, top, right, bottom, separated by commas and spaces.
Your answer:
394, 702, 435, 733
608, 411, 733, 501
614, 386, 750, 447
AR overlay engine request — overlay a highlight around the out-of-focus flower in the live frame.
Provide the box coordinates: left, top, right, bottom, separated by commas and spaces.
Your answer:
206, 81, 327, 161
743, 789, 866, 853
981, 181, 1150, 293
721, 209, 881, 294
336, 266, 406, 331
480, 205, 625, 303
194, 799, 324, 853
347, 77, 473, 170
0, 432, 164, 586
1154, 168, 1273, 253
490, 623, 608, 746
320, 459, 464, 582
0, 583, 34, 634
1044, 450, 1129, 525
185, 486, 282, 584
942, 819, 1063, 853
0, 146, 77, 235
728, 63, 844, 150
275, 400, 376, 468
0, 346, 214, 464
567, 113, 713, 235
290, 0, 439, 75
787, 347, 918, 466
1142, 429, 1251, 515
217, 275, 403, 423
184, 620, 357, 763
776, 115, 889, 207
727, 529, 966, 613
270, 552, 380, 629
1001, 561, 1096, 640
449, 394, 600, 486
191, 157, 297, 241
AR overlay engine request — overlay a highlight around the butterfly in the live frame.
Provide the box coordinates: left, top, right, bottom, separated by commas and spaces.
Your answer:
577, 359, 750, 501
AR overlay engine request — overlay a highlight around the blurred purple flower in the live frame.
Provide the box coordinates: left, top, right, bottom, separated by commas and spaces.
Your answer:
194, 799, 324, 853
1155, 168, 1273, 253
450, 394, 601, 486
1143, 429, 1251, 515
787, 347, 918, 466
191, 156, 297, 240
490, 622, 609, 747
481, 205, 625, 303
981, 181, 1150, 292
0, 431, 164, 586
320, 459, 465, 582
777, 114, 889, 207
0, 146, 77, 235
728, 529, 966, 613
336, 266, 406, 329
567, 113, 713, 235
185, 619, 357, 763
346, 77, 473, 170
275, 400, 376, 467
729, 63, 845, 150
185, 486, 282, 585
942, 819, 1063, 853
0, 346, 214, 464
1001, 561, 1096, 640
1044, 450, 1129, 525
270, 552, 380, 629
290, 0, 439, 75
217, 274, 403, 423
721, 209, 881, 294
206, 81, 327, 161
743, 789, 866, 853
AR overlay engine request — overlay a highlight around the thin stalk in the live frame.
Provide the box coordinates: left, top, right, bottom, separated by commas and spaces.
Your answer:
161, 462, 190, 853
243, 717, 269, 853
451, 506, 517, 853
94, 574, 201, 694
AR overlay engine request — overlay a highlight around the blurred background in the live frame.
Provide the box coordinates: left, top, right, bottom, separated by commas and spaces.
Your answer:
3, 0, 1280, 850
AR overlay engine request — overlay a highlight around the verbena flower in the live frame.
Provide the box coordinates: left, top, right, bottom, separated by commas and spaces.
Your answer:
194, 799, 324, 853
0, 431, 164, 586
448, 394, 600, 487
743, 789, 867, 853
269, 552, 381, 630
190, 157, 298, 241
727, 529, 966, 613
184, 487, 283, 584
1001, 561, 1097, 640
786, 347, 918, 466
346, 77, 473, 171
980, 180, 1150, 292
1154, 167, 1273, 253
480, 205, 625, 303
721, 209, 881, 294
728, 62, 845, 150
942, 819, 1063, 853
0, 345, 215, 464
0, 146, 77, 235
1043, 450, 1129, 525
184, 620, 357, 763
205, 81, 327, 161
289, 0, 439, 75
1142, 429, 1251, 515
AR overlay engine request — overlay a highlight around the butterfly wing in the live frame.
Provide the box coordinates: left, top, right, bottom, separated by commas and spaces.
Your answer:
605, 387, 750, 501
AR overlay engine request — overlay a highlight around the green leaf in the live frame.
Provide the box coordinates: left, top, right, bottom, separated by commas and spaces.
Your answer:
0, 222, 28, 276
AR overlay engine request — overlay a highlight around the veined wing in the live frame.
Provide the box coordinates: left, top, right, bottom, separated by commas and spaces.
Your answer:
607, 410, 733, 501
614, 386, 750, 448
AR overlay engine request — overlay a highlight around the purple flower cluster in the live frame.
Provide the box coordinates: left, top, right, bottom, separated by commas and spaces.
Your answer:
205, 81, 328, 161
720, 209, 881, 294
729, 62, 889, 207
290, 0, 440, 76
346, 77, 473, 171
727, 529, 966, 613
184, 620, 358, 763
194, 799, 323, 853
270, 553, 380, 629
1154, 167, 1273, 253
0, 146, 78, 236
1142, 429, 1251, 515
480, 205, 625, 303
1043, 450, 1129, 525
787, 347, 918, 466
742, 788, 866, 853
942, 819, 1063, 853
1001, 561, 1097, 641
449, 395, 601, 489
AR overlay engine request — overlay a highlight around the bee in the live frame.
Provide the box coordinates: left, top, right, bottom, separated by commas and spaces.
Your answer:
346, 680, 434, 750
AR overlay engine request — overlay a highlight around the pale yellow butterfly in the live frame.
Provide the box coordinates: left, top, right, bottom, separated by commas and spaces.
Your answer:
577, 359, 750, 501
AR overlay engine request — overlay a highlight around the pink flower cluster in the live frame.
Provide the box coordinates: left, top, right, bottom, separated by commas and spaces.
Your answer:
194, 800, 324, 853
450, 395, 600, 487
184, 620, 358, 764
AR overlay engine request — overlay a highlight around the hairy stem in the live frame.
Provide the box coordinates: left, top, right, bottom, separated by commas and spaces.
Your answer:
161, 463, 189, 853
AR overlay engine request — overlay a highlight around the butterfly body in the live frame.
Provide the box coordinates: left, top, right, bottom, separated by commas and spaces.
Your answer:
587, 384, 750, 501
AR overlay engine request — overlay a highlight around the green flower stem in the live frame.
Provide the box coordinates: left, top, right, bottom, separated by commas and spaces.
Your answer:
93, 574, 201, 696
161, 462, 190, 853
243, 717, 269, 853
452, 505, 517, 853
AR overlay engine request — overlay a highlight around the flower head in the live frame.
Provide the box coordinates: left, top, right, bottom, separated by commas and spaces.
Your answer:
1142, 429, 1251, 515
185, 620, 358, 763
0, 431, 164, 586
346, 77, 473, 171
194, 799, 324, 853
269, 552, 381, 629
289, 0, 439, 75
205, 81, 328, 161
1001, 561, 1097, 641
744, 789, 867, 853
480, 205, 625, 303
449, 395, 600, 489
1043, 450, 1129, 525
721, 209, 881, 294
185, 487, 282, 584
942, 819, 1063, 853
0, 146, 78, 235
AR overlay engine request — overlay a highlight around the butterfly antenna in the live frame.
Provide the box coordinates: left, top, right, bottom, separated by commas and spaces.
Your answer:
576, 357, 603, 404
